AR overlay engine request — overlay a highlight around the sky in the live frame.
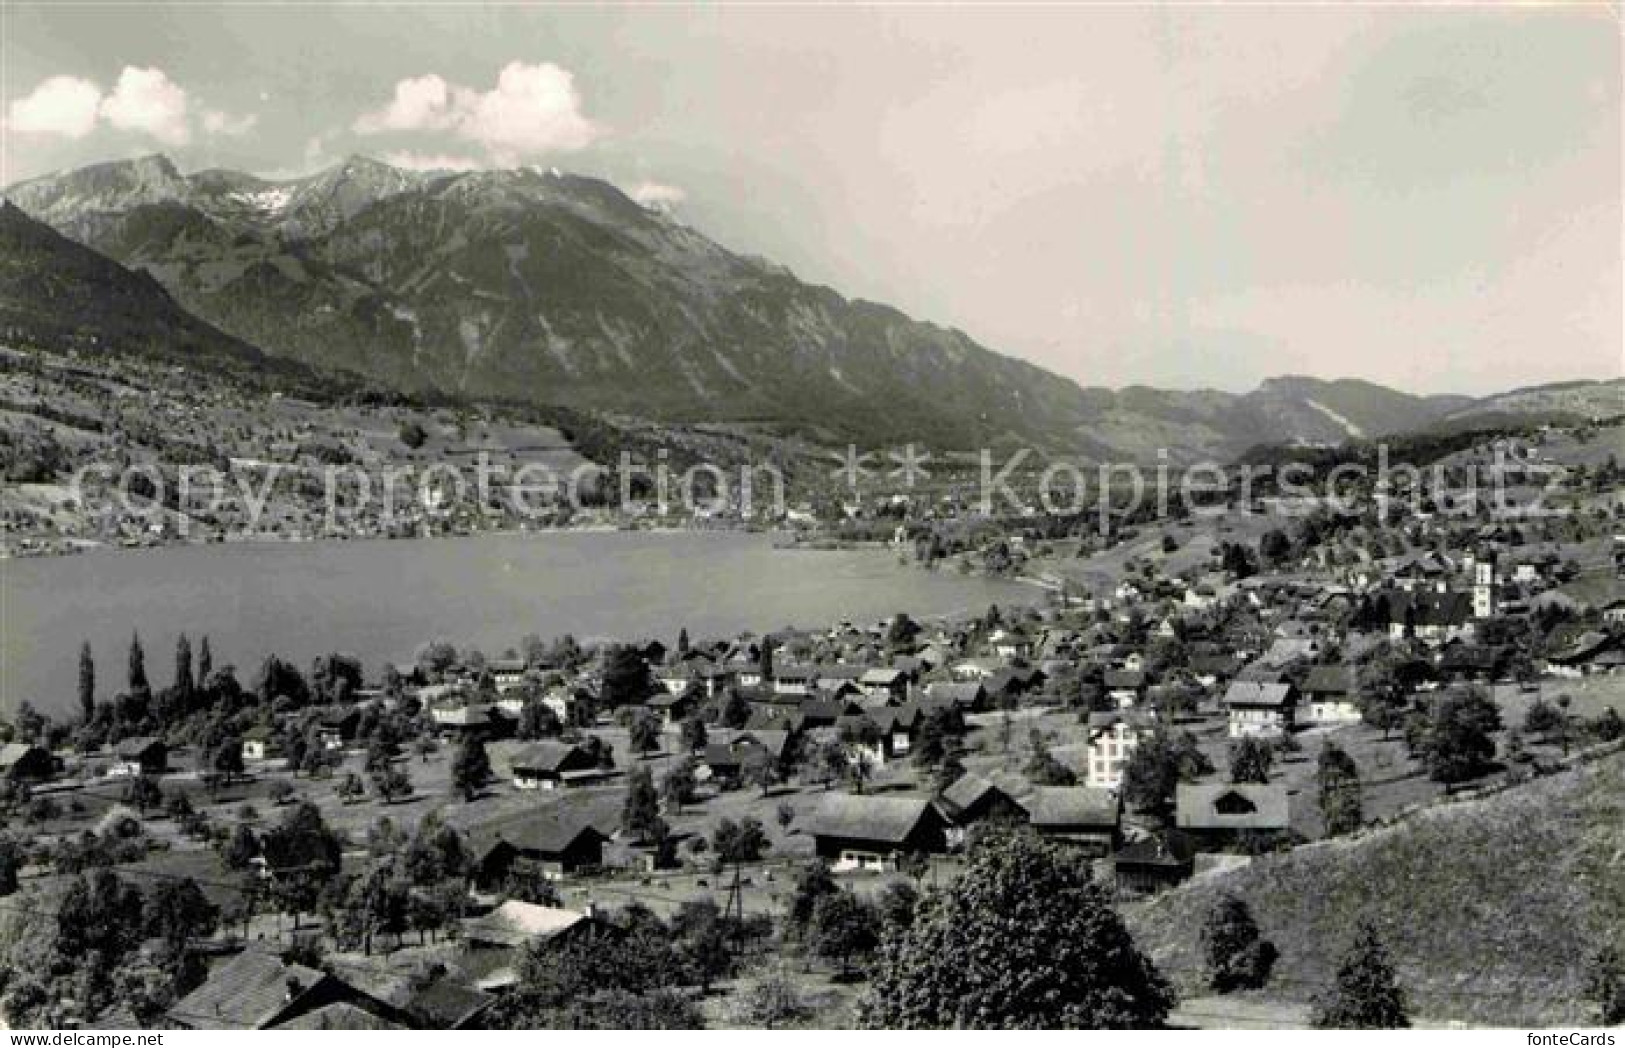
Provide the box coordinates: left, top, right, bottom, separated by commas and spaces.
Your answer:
1, 3, 1619, 396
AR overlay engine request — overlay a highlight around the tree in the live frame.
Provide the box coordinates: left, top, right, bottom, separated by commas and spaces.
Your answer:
1312, 921, 1410, 1029
491, 905, 698, 1028
518, 699, 561, 740
124, 774, 163, 815
712, 816, 768, 866
144, 877, 218, 954
810, 889, 879, 977
601, 645, 654, 707
0, 833, 22, 896
1201, 892, 1277, 992
1024, 731, 1077, 786
196, 637, 212, 688
398, 420, 428, 449
337, 772, 366, 804
372, 765, 413, 804
1420, 689, 1500, 784
1316, 742, 1362, 837
174, 634, 194, 698
261, 803, 342, 927
671, 898, 734, 992
629, 711, 662, 756
1228, 737, 1274, 784
1523, 698, 1561, 739
621, 767, 665, 844
78, 642, 96, 723
128, 631, 148, 694
223, 822, 258, 870
720, 689, 752, 730
1260, 528, 1292, 567
1122, 728, 1211, 814
861, 830, 1173, 1028
1583, 944, 1625, 1026
878, 880, 919, 931
786, 861, 839, 938
213, 736, 245, 785
451, 737, 493, 800
660, 758, 697, 813
680, 712, 708, 754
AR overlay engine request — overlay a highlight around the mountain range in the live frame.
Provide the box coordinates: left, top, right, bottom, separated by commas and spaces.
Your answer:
5, 154, 1619, 462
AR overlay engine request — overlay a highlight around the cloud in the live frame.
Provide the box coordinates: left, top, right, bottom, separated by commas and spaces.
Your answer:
5, 75, 103, 138
354, 61, 601, 164
99, 66, 191, 146
630, 180, 686, 209
382, 150, 481, 172
5, 67, 257, 146
202, 109, 259, 136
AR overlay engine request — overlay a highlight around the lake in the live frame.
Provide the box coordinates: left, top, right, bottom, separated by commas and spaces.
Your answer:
1, 531, 1038, 715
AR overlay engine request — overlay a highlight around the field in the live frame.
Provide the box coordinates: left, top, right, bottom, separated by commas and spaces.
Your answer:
1124, 746, 1625, 1028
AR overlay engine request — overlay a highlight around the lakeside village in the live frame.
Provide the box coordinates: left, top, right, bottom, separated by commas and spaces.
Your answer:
2, 467, 1625, 1030
6, 344, 1625, 568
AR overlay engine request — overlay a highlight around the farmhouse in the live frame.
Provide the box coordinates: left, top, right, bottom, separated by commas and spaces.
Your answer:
1176, 782, 1291, 849
1018, 786, 1120, 856
1223, 681, 1298, 739
809, 793, 948, 872
468, 815, 607, 886
1300, 665, 1361, 724
1112, 830, 1196, 896
508, 742, 597, 790
110, 736, 167, 777
167, 948, 408, 1030
0, 743, 53, 782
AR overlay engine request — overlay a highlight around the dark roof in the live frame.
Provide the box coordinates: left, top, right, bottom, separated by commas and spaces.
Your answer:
1223, 681, 1295, 709
509, 742, 589, 774
939, 772, 998, 814
469, 812, 604, 859
1175, 783, 1290, 831
1301, 665, 1354, 697
168, 949, 329, 1029
1113, 830, 1196, 867
115, 736, 164, 758
277, 1003, 405, 1030
1104, 670, 1147, 690
1019, 787, 1120, 830
395, 975, 493, 1028
809, 794, 938, 845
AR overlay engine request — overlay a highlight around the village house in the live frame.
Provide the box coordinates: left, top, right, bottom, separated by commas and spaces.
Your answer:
922, 680, 989, 713
702, 731, 788, 789
937, 773, 1029, 847
1300, 665, 1361, 724
771, 665, 818, 696
487, 658, 528, 692
468, 814, 608, 886
508, 742, 598, 790
809, 793, 949, 872
1085, 712, 1153, 790
1019, 786, 1121, 856
1103, 669, 1148, 709
459, 901, 613, 993
167, 948, 410, 1030
1223, 681, 1298, 738
1112, 830, 1197, 897
1175, 782, 1291, 849
859, 667, 909, 702
109, 736, 167, 777
0, 742, 53, 782
316, 706, 363, 750
241, 725, 277, 762
1383, 589, 1475, 645
645, 689, 698, 729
